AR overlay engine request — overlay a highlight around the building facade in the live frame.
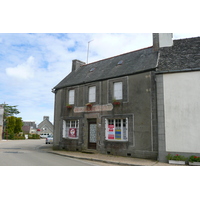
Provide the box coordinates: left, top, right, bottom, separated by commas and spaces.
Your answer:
22, 121, 37, 134
53, 38, 161, 160
155, 37, 200, 162
38, 116, 54, 136
53, 34, 200, 162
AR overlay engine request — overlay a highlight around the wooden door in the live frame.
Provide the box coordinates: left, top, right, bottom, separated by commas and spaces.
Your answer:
88, 120, 97, 149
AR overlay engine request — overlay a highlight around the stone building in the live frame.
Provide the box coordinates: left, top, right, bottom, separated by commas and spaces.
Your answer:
22, 121, 37, 134
53, 33, 200, 162
37, 116, 54, 136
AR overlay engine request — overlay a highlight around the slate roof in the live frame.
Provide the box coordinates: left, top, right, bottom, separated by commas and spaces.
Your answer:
157, 37, 200, 73
54, 36, 200, 90
54, 46, 158, 89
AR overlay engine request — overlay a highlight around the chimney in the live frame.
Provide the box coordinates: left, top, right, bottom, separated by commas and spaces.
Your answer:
72, 59, 86, 72
153, 33, 173, 51
43, 116, 49, 121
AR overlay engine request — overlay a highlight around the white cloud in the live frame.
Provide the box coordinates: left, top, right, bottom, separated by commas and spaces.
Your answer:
1, 33, 200, 124
5, 56, 36, 80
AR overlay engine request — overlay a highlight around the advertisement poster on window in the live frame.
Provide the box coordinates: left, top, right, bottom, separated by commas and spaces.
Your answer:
115, 129, 121, 140
108, 125, 114, 139
69, 128, 77, 138
108, 134, 114, 139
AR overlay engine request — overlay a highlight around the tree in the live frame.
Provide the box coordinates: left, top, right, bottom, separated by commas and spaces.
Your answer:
0, 103, 21, 139
0, 103, 20, 118
14, 117, 23, 134
5, 116, 23, 139
6, 116, 16, 139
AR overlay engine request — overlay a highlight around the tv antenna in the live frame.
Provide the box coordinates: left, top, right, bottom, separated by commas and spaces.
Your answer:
87, 40, 93, 64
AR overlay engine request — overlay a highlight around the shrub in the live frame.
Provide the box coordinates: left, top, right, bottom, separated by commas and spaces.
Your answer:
28, 134, 40, 139
166, 153, 187, 161
189, 155, 200, 163
14, 136, 25, 140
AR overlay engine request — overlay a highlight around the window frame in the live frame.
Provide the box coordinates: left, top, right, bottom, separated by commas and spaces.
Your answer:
63, 119, 79, 139
105, 118, 128, 141
68, 89, 75, 105
88, 86, 96, 103
113, 82, 123, 100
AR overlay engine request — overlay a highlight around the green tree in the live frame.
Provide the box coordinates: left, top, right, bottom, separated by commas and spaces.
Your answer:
6, 116, 16, 139
1, 103, 21, 139
14, 117, 23, 134
0, 103, 20, 118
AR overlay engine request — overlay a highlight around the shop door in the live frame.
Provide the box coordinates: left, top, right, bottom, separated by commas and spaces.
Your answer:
88, 119, 97, 149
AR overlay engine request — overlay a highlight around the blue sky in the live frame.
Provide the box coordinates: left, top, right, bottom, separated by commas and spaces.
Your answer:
1, 33, 200, 124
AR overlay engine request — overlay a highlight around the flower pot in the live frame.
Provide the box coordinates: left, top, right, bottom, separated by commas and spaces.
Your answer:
189, 162, 200, 166
168, 160, 186, 165
113, 102, 120, 106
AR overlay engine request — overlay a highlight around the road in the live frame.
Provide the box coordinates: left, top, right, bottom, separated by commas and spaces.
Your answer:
0, 139, 103, 166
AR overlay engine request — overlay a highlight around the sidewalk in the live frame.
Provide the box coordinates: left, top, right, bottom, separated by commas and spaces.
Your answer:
48, 150, 176, 166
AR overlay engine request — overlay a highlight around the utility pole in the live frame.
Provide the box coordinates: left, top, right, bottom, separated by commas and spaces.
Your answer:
87, 40, 93, 64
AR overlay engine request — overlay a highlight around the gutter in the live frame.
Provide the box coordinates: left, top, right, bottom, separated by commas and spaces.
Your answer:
155, 67, 200, 74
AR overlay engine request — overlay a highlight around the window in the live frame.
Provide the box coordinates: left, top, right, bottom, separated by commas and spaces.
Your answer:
89, 86, 96, 102
114, 82, 122, 100
63, 120, 79, 139
105, 118, 128, 141
69, 89, 75, 105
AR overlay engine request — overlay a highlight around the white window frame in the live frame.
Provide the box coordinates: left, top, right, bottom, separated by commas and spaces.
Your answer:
89, 86, 96, 103
63, 120, 79, 139
69, 89, 75, 105
105, 118, 128, 141
114, 82, 122, 100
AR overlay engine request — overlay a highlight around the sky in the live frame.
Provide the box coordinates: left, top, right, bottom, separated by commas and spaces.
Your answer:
1, 0, 200, 197
0, 33, 200, 124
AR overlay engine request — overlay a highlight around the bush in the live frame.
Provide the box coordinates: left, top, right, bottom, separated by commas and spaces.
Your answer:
28, 134, 40, 139
166, 153, 187, 161
189, 155, 200, 163
14, 136, 25, 140
8, 133, 15, 140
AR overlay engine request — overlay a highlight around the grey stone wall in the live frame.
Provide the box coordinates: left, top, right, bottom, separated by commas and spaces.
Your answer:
54, 72, 158, 160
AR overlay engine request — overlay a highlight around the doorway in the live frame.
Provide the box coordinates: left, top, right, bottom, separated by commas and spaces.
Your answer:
88, 119, 97, 149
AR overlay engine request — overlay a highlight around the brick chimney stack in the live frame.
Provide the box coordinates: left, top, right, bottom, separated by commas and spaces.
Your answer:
153, 33, 173, 51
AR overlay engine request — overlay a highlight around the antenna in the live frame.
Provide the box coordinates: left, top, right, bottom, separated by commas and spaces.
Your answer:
87, 40, 93, 64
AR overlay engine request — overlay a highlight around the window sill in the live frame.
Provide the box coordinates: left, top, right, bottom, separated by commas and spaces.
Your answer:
63, 137, 79, 140
105, 139, 128, 142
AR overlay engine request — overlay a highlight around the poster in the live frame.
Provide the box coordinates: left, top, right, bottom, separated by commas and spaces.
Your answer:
108, 134, 114, 139
69, 128, 77, 138
108, 124, 114, 139
115, 129, 121, 140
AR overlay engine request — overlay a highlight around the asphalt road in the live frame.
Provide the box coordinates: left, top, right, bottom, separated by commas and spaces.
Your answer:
0, 139, 99, 166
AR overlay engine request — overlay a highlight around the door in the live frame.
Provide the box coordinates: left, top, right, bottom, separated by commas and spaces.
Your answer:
88, 119, 97, 149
